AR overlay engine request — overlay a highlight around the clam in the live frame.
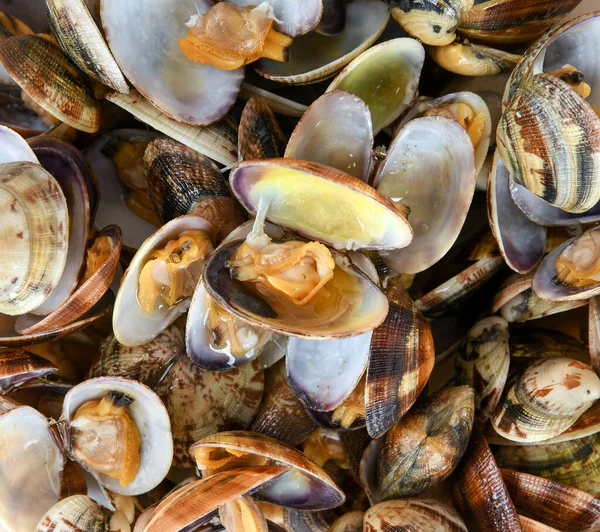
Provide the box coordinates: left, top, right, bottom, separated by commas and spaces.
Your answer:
0, 161, 68, 316
363, 499, 467, 532
0, 123, 38, 164
112, 215, 215, 346
0, 348, 57, 392
327, 38, 425, 134
254, 0, 389, 85
0, 405, 64, 531
375, 386, 474, 499
239, 96, 286, 161
155, 355, 264, 467
429, 40, 521, 76
61, 376, 173, 495
329, 511, 364, 532
590, 296, 600, 375
366, 285, 434, 438
219, 495, 269, 532
456, 316, 510, 421
491, 358, 600, 443
239, 82, 308, 118
285, 90, 373, 181
190, 431, 345, 510
34, 495, 109, 532
0, 13, 32, 88
375, 116, 477, 274
508, 328, 590, 363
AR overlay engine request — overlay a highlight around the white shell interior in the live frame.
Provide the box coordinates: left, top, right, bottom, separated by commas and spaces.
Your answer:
62, 377, 173, 496
0, 125, 38, 165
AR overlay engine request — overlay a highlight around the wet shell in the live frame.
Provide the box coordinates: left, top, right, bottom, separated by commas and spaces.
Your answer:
376, 386, 475, 499
0, 161, 68, 316
497, 73, 600, 213
34, 495, 109, 532
219, 495, 268, 532
363, 499, 467, 532
453, 426, 523, 531
429, 41, 520, 76
0, 35, 100, 132
238, 97, 286, 161
155, 355, 264, 468
144, 137, 245, 241
0, 348, 57, 392
0, 124, 38, 165
501, 469, 600, 531
456, 316, 510, 422
491, 358, 600, 443
45, 0, 128, 92
366, 285, 434, 439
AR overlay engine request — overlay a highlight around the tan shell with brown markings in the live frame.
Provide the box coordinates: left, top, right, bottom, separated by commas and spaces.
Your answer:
34, 495, 108, 532
238, 97, 286, 161
0, 348, 57, 391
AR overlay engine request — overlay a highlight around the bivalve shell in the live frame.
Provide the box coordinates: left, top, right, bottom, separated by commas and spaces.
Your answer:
34, 495, 109, 532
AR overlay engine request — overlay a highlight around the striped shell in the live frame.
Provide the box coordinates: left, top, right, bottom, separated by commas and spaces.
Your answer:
491, 358, 600, 443
0, 348, 56, 392
34, 495, 109, 532
238, 97, 286, 161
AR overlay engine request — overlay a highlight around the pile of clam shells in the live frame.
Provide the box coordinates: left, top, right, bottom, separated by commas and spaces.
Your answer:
1, 0, 600, 530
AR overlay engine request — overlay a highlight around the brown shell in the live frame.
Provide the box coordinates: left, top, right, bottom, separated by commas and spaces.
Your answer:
457, 0, 582, 45
238, 97, 286, 161
87, 323, 184, 382
589, 296, 600, 375
0, 348, 57, 392
491, 273, 533, 313
501, 468, 600, 531
363, 499, 467, 532
0, 35, 100, 132
366, 285, 433, 438
144, 137, 246, 241
377, 386, 475, 499
35, 495, 109, 532
155, 356, 264, 468
0, 13, 33, 38
59, 460, 88, 499
15, 226, 121, 335
329, 511, 365, 532
249, 358, 317, 446
144, 467, 288, 532
453, 427, 523, 531
519, 516, 559, 532
508, 328, 589, 363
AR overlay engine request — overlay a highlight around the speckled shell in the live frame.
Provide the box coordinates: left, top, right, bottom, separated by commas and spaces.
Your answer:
0, 35, 100, 132
364, 499, 467, 532
366, 285, 434, 439
45, 0, 128, 92
0, 348, 56, 392
429, 41, 520, 76
456, 317, 510, 421
190, 431, 346, 510
453, 427, 523, 531
0, 161, 69, 316
34, 495, 109, 532
501, 469, 600, 531
494, 434, 600, 497
238, 97, 286, 161
376, 386, 475, 499
498, 73, 600, 214
144, 137, 245, 241
491, 358, 600, 443
389, 0, 473, 46
155, 356, 264, 468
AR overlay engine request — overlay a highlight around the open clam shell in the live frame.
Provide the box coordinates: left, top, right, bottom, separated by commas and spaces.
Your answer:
101, 0, 243, 125
112, 215, 215, 347
285, 90, 373, 181
491, 358, 600, 443
488, 151, 546, 274
0, 124, 38, 165
190, 431, 346, 510
376, 116, 477, 274
0, 405, 65, 531
61, 376, 173, 496
230, 159, 412, 251
327, 38, 425, 134
46, 0, 128, 93
0, 161, 69, 316
255, 0, 388, 85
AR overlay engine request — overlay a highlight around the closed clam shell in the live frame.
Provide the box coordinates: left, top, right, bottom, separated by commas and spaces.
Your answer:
239, 97, 286, 161
0, 35, 100, 132
255, 0, 389, 85
363, 499, 467, 532
0, 348, 57, 392
498, 73, 600, 214
0, 13, 33, 87
144, 137, 246, 241
453, 427, 523, 531
491, 358, 600, 443
456, 316, 510, 421
34, 495, 109, 532
155, 356, 264, 468
45, 0, 128, 92
494, 434, 600, 497
329, 511, 364, 532
0, 161, 68, 316
376, 386, 475, 499
190, 431, 346, 510
509, 328, 590, 363
250, 358, 317, 447
366, 285, 434, 439
0, 124, 38, 165
429, 41, 521, 76
144, 466, 288, 532
501, 469, 600, 531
